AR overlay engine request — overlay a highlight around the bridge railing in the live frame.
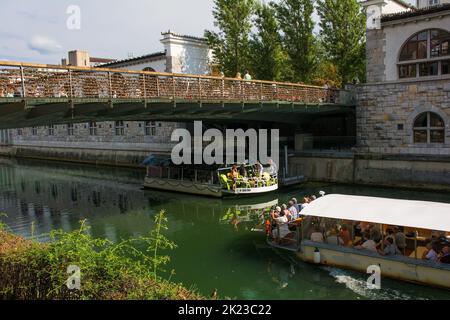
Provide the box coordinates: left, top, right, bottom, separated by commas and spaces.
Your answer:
0, 61, 341, 104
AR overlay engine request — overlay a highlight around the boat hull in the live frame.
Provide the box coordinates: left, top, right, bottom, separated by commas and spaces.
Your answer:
297, 241, 450, 290
143, 177, 223, 198
221, 184, 278, 196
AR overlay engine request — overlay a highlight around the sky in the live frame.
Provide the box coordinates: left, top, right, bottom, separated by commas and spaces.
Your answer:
0, 0, 416, 64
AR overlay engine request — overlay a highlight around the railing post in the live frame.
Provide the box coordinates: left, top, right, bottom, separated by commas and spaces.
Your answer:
108, 71, 112, 98
198, 77, 202, 101
142, 74, 147, 98
172, 75, 176, 100
156, 77, 160, 97
221, 78, 225, 100
20, 66, 26, 98
291, 84, 294, 104
68, 69, 73, 98
259, 83, 263, 102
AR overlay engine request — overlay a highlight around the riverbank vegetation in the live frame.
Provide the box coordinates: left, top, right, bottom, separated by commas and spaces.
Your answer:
205, 0, 366, 86
0, 211, 203, 300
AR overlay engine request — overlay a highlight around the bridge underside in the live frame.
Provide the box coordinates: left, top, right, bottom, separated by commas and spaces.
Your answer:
0, 98, 354, 129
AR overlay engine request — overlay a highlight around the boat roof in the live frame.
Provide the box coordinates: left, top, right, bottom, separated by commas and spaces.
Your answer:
301, 194, 450, 232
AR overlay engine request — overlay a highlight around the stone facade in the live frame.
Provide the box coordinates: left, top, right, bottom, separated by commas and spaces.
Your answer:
357, 79, 450, 155
359, 1, 450, 157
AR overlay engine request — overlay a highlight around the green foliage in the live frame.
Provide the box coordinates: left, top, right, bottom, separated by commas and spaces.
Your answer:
205, 0, 255, 77
272, 0, 318, 83
0, 211, 200, 300
317, 0, 366, 84
249, 3, 288, 81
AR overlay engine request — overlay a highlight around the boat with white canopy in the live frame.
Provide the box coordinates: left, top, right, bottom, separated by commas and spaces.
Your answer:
268, 194, 450, 289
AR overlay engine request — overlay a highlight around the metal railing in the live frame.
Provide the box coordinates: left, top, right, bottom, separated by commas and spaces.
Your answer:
0, 61, 341, 104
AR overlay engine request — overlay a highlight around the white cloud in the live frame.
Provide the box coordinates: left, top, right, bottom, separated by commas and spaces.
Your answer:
28, 35, 63, 55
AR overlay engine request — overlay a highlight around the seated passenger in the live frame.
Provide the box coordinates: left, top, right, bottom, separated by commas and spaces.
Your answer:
339, 225, 351, 246
393, 226, 406, 253
439, 246, 450, 264
239, 164, 247, 177
272, 211, 290, 240
281, 204, 291, 221
355, 232, 378, 253
288, 200, 298, 220
254, 160, 264, 177
422, 242, 439, 263
326, 227, 344, 246
379, 238, 401, 256
310, 226, 324, 243
290, 197, 300, 213
369, 224, 382, 243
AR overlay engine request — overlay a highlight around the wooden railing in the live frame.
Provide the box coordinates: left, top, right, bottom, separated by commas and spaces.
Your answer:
0, 61, 340, 104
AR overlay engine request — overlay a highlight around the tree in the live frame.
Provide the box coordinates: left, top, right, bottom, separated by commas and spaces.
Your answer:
249, 3, 287, 81
205, 0, 255, 77
317, 0, 366, 84
272, 0, 318, 83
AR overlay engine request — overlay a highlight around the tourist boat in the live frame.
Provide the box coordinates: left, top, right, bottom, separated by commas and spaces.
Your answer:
143, 157, 279, 198
217, 164, 278, 196
268, 194, 450, 289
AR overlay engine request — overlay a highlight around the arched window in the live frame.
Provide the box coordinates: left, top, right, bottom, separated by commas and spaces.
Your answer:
398, 29, 450, 79
413, 112, 445, 144
142, 67, 156, 72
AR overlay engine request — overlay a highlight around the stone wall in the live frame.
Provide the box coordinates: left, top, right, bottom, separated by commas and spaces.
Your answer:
366, 29, 386, 83
290, 153, 450, 192
357, 78, 450, 155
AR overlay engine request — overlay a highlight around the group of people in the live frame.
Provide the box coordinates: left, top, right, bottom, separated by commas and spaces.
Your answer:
267, 200, 450, 265
226, 160, 278, 190
267, 195, 317, 241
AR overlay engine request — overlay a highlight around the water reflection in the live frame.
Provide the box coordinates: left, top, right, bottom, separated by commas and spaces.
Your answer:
0, 157, 449, 300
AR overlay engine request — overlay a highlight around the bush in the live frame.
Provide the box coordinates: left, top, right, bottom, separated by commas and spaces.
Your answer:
0, 210, 203, 300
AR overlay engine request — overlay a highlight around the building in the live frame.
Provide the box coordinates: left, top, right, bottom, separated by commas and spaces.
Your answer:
61, 50, 117, 67
9, 31, 212, 165
355, 0, 450, 187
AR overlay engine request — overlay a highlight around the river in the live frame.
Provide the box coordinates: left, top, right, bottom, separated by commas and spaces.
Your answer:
0, 157, 449, 300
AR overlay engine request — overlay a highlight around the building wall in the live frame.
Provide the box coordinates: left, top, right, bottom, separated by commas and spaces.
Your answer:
357, 77, 450, 155
417, 0, 450, 9
112, 58, 166, 72
384, 14, 450, 81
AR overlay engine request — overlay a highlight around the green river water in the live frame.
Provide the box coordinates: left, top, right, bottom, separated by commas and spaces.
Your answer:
0, 157, 449, 300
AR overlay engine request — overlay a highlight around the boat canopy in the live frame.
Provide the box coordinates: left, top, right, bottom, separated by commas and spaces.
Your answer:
301, 194, 450, 232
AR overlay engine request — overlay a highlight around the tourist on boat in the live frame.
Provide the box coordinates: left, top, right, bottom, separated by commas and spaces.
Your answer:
288, 200, 298, 220
268, 159, 278, 176
369, 224, 382, 243
326, 227, 344, 246
393, 226, 407, 253
379, 238, 401, 256
385, 227, 396, 244
339, 225, 351, 246
355, 232, 378, 253
281, 204, 291, 221
239, 164, 247, 177
235, 72, 242, 80
230, 165, 239, 190
290, 198, 300, 213
438, 246, 450, 264
309, 195, 317, 202
244, 70, 252, 81
310, 226, 324, 243
254, 160, 264, 177
300, 197, 310, 211
422, 242, 439, 263
272, 210, 290, 241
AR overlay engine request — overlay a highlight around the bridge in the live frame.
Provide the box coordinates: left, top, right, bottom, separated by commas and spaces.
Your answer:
0, 61, 355, 129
